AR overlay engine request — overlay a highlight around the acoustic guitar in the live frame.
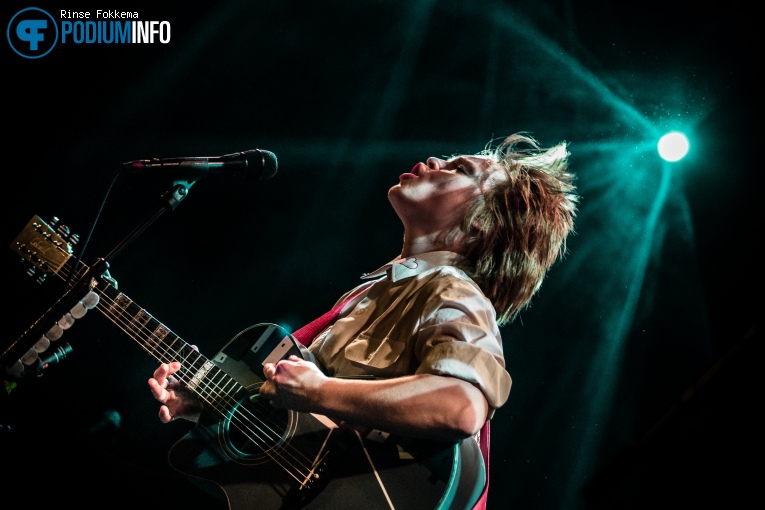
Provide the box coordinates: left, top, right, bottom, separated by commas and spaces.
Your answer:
7, 215, 486, 509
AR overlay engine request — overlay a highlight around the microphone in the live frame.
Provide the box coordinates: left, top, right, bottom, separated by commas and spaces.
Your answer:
37, 342, 73, 375
122, 149, 278, 180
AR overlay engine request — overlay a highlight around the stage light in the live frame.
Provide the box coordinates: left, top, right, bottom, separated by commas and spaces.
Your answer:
657, 131, 690, 162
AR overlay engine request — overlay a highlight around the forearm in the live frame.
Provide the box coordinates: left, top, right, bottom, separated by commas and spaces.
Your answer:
311, 373, 488, 440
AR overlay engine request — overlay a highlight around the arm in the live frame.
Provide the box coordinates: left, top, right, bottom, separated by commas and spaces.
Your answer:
258, 273, 509, 440
260, 355, 489, 441
148, 356, 487, 440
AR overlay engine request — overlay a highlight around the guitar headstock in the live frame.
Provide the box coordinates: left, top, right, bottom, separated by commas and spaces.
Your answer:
5, 215, 91, 382
9, 215, 79, 284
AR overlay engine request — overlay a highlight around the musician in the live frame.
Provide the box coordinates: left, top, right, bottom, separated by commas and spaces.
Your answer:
148, 132, 578, 487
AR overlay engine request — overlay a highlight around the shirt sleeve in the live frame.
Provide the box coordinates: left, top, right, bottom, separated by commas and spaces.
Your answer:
413, 275, 512, 412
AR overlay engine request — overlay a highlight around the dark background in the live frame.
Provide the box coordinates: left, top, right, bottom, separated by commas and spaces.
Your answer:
1, 1, 761, 509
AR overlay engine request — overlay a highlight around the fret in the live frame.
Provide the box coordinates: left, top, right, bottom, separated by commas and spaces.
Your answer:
179, 345, 202, 366
109, 292, 132, 317
202, 366, 237, 402
128, 308, 153, 334
187, 359, 215, 392
92, 278, 241, 405
162, 334, 182, 358
146, 324, 170, 353
217, 372, 240, 400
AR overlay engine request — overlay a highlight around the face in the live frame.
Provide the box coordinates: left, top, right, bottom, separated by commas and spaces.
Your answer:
388, 154, 505, 232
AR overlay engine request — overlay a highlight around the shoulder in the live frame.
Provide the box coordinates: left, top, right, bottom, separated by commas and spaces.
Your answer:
417, 266, 496, 318
422, 265, 485, 297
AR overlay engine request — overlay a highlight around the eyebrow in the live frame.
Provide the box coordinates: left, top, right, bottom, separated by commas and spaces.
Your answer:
449, 156, 491, 174
448, 156, 474, 167
449, 156, 501, 188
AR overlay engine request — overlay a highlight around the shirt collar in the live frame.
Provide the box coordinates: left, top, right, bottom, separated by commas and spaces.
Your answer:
361, 251, 464, 282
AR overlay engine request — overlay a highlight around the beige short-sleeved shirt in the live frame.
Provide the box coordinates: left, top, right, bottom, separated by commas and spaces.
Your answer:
308, 251, 512, 414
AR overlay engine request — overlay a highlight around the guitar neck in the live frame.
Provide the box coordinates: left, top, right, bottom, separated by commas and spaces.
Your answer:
8, 215, 203, 378
57, 259, 234, 410
92, 277, 201, 367
9, 215, 243, 422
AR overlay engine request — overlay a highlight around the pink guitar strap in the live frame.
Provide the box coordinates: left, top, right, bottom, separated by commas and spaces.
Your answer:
473, 420, 491, 510
290, 289, 492, 509
290, 290, 365, 346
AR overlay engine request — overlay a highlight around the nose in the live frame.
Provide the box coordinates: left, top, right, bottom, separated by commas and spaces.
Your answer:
426, 157, 446, 170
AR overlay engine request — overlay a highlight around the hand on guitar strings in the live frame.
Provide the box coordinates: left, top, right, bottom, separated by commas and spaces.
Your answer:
260, 355, 329, 412
148, 360, 203, 423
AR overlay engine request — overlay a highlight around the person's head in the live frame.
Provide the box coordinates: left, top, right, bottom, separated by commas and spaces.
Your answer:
387, 153, 504, 243
459, 133, 579, 326
387, 132, 577, 325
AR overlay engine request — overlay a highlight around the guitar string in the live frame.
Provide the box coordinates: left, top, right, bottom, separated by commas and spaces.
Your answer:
53, 262, 320, 485
55, 263, 301, 469
92, 285, 320, 485
81, 276, 319, 485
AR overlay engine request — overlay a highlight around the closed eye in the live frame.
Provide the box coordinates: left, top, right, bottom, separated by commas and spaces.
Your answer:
448, 156, 476, 175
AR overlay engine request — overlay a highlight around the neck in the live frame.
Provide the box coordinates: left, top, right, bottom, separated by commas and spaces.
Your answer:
399, 227, 465, 259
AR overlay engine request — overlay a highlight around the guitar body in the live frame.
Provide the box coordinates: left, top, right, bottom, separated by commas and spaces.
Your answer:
166, 324, 486, 510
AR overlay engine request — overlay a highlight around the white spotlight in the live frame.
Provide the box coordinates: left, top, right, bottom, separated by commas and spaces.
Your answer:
657, 131, 690, 162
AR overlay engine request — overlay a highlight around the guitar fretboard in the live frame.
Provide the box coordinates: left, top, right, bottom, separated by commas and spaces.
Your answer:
95, 277, 243, 411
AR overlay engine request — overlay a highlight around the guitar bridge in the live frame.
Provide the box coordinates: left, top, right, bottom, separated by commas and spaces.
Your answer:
300, 451, 328, 490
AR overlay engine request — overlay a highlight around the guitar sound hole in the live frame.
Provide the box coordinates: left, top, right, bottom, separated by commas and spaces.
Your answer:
220, 396, 296, 464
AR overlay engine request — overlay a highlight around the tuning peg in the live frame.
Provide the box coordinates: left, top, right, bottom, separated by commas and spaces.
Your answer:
56, 223, 69, 235
53, 221, 80, 247
23, 265, 48, 285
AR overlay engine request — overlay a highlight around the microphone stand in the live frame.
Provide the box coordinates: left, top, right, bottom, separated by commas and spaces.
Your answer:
2, 176, 202, 379
102, 176, 199, 263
